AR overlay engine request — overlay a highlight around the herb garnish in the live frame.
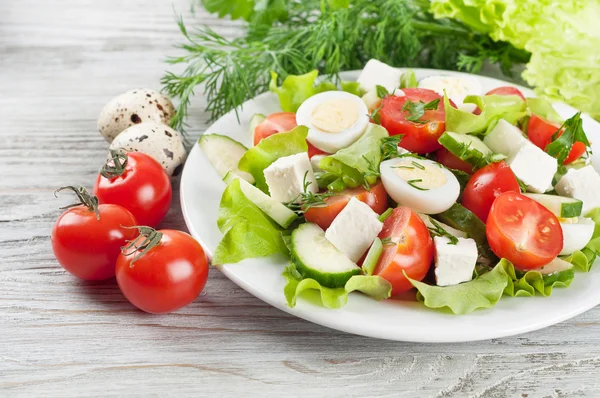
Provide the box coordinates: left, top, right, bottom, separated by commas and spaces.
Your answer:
427, 218, 459, 245
375, 85, 389, 99
285, 171, 335, 214
407, 179, 428, 191
411, 160, 425, 170
546, 112, 591, 164
380, 135, 403, 161
402, 98, 440, 124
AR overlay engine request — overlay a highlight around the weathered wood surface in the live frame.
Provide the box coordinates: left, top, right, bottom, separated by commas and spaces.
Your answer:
2, 1, 600, 396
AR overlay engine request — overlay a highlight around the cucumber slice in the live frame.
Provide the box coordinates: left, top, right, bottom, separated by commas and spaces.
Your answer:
236, 178, 298, 228
249, 113, 266, 137
438, 132, 492, 168
291, 223, 361, 288
483, 119, 527, 156
523, 193, 583, 218
199, 134, 255, 183
362, 238, 383, 276
437, 203, 497, 263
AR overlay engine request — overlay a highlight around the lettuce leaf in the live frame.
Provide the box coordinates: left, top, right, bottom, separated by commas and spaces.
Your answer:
526, 97, 563, 124
238, 125, 308, 192
408, 259, 511, 315
430, 0, 600, 120
444, 93, 526, 135
283, 263, 392, 309
269, 70, 365, 112
503, 263, 574, 297
213, 179, 289, 265
319, 124, 389, 188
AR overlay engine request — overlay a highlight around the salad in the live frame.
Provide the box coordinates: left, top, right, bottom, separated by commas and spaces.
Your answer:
199, 59, 600, 315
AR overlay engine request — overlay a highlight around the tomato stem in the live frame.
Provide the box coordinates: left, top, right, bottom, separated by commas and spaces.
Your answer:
120, 226, 163, 267
100, 149, 129, 179
55, 186, 100, 220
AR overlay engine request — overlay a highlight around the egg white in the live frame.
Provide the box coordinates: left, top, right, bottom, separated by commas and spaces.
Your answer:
296, 91, 369, 153
380, 157, 460, 214
560, 217, 595, 255
418, 75, 482, 113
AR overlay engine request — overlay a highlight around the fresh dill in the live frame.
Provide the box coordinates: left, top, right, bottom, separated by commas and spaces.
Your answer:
380, 135, 403, 161
546, 112, 591, 164
285, 171, 336, 214
427, 218, 459, 245
407, 178, 428, 191
401, 98, 440, 124
411, 160, 425, 170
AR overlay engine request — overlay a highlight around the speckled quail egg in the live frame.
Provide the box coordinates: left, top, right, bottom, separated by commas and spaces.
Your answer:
98, 88, 175, 143
109, 122, 186, 176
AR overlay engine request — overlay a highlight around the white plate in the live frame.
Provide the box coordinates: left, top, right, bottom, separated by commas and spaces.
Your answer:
180, 69, 600, 342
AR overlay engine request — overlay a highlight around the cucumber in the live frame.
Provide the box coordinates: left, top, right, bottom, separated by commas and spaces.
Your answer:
523, 193, 583, 218
483, 119, 527, 156
437, 203, 497, 263
438, 132, 493, 168
291, 223, 361, 288
236, 178, 298, 228
199, 134, 255, 183
362, 238, 383, 276
248, 113, 266, 137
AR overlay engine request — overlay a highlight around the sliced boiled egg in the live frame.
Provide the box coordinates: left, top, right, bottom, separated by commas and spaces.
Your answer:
418, 75, 482, 113
380, 157, 460, 214
296, 91, 370, 153
560, 217, 595, 255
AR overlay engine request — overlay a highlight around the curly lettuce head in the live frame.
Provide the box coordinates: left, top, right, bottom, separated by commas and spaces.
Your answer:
431, 0, 600, 119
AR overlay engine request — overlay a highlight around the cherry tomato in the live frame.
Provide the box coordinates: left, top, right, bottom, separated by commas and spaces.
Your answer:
379, 88, 446, 154
374, 207, 433, 296
474, 86, 526, 115
51, 186, 138, 281
94, 150, 172, 228
116, 229, 209, 314
527, 114, 585, 164
462, 161, 520, 222
304, 182, 388, 230
253, 112, 326, 158
436, 148, 473, 174
486, 192, 563, 270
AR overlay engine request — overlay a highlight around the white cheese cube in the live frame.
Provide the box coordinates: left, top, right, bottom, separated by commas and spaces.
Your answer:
507, 141, 557, 193
357, 59, 403, 94
310, 154, 326, 172
417, 214, 467, 239
434, 236, 478, 287
418, 75, 482, 113
484, 119, 527, 156
555, 165, 600, 214
325, 197, 383, 263
264, 152, 317, 203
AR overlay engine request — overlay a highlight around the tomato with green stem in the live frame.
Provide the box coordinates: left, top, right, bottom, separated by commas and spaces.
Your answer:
116, 227, 209, 314
51, 186, 138, 280
94, 150, 172, 228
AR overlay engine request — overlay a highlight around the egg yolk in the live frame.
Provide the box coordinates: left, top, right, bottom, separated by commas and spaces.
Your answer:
310, 99, 358, 133
392, 159, 447, 189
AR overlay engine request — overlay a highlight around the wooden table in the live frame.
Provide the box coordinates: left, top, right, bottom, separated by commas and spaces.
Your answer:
2, 1, 600, 396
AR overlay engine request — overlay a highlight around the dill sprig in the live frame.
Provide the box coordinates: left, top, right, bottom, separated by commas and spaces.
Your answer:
285, 171, 336, 215
380, 135, 403, 161
427, 218, 459, 245
163, 0, 529, 129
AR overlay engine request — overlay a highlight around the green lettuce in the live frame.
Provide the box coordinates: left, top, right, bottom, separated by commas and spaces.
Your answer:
526, 97, 563, 124
213, 179, 289, 265
503, 264, 574, 297
319, 124, 389, 188
238, 125, 308, 192
269, 70, 365, 112
444, 93, 526, 135
430, 0, 600, 120
283, 263, 392, 309
564, 208, 600, 271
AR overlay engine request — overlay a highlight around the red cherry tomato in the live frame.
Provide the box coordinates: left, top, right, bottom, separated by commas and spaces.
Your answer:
379, 88, 447, 154
462, 161, 520, 222
51, 186, 138, 281
116, 229, 209, 314
304, 181, 388, 230
474, 86, 526, 115
527, 114, 585, 164
436, 147, 474, 174
94, 151, 172, 228
253, 112, 327, 158
486, 192, 563, 270
374, 207, 434, 296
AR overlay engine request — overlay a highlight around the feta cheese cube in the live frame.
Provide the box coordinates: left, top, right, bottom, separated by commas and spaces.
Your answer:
264, 152, 317, 203
325, 197, 383, 263
507, 141, 557, 193
484, 119, 527, 156
434, 236, 478, 287
555, 165, 600, 214
418, 75, 482, 113
417, 213, 467, 239
357, 59, 403, 94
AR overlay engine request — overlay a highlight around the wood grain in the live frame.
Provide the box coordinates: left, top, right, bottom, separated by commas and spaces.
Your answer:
2, 0, 600, 396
